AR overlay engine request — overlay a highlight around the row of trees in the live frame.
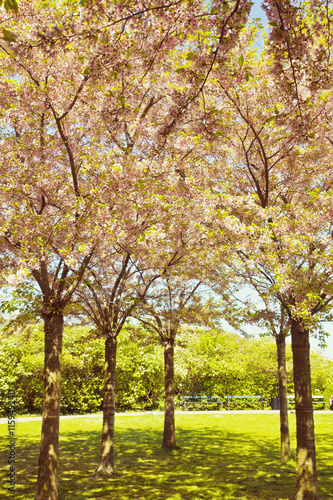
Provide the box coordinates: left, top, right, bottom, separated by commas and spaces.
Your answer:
2, 324, 332, 415
1, 1, 333, 499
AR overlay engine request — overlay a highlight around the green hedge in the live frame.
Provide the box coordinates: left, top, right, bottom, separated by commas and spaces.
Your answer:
0, 324, 165, 415
0, 324, 332, 415
174, 330, 294, 405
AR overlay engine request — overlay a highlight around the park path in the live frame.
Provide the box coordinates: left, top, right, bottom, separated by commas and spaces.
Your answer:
1, 409, 331, 425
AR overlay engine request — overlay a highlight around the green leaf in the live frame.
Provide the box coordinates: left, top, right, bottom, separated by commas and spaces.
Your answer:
274, 106, 279, 115
2, 28, 17, 42
80, 0, 90, 5
4, 0, 18, 14
245, 72, 254, 82
238, 55, 244, 68
267, 116, 275, 123
137, 179, 145, 191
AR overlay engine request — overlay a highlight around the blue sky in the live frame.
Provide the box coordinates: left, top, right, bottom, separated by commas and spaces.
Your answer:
223, 287, 333, 361
250, 0, 268, 23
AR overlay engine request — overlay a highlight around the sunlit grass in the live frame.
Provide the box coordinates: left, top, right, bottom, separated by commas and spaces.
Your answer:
0, 412, 332, 499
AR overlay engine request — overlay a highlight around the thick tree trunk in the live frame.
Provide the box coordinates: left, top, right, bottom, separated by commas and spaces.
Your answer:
35, 313, 64, 500
291, 319, 318, 500
162, 340, 176, 448
276, 334, 290, 462
95, 335, 117, 476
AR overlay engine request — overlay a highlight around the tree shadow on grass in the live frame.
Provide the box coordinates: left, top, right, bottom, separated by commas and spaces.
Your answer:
0, 414, 332, 500
57, 431, 290, 499
0, 433, 40, 500
314, 430, 333, 500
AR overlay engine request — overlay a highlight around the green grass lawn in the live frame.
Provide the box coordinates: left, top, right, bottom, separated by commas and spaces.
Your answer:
0, 413, 332, 499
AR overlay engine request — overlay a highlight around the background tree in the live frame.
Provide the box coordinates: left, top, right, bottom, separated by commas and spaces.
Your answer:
188, 27, 333, 497
223, 288, 292, 461
135, 272, 221, 448
73, 241, 183, 475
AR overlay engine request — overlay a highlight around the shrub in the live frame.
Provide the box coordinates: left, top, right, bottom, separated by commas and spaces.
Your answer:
0, 324, 331, 415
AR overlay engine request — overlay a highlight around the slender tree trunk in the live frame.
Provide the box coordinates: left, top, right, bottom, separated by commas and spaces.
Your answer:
35, 312, 64, 500
291, 319, 318, 500
95, 334, 117, 476
276, 334, 290, 462
162, 340, 176, 448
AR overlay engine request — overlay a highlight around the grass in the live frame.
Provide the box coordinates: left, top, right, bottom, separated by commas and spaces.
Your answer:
0, 412, 332, 499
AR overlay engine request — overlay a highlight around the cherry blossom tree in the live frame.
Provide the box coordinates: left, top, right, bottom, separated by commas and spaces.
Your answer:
0, 39, 100, 500
134, 272, 221, 448
174, 37, 297, 463
220, 277, 292, 461
226, 198, 333, 500
250, 304, 292, 463
73, 241, 184, 474
204, 247, 293, 463
201, 34, 333, 498
248, 3, 333, 497
69, 127, 214, 467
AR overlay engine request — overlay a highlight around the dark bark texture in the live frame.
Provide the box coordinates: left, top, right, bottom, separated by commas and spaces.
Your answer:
35, 313, 64, 500
291, 320, 318, 500
95, 335, 117, 476
276, 334, 290, 462
162, 340, 176, 448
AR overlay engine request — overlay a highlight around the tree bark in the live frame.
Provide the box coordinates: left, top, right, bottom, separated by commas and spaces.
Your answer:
35, 313, 64, 500
276, 333, 290, 462
162, 340, 176, 448
291, 319, 318, 500
95, 335, 117, 476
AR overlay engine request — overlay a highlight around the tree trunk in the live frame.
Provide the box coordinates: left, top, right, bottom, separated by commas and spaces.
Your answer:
35, 313, 64, 500
162, 340, 176, 448
276, 333, 290, 462
291, 319, 318, 500
95, 335, 117, 476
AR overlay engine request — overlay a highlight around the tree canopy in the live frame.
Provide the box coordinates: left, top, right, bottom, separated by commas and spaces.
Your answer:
1, 1, 333, 499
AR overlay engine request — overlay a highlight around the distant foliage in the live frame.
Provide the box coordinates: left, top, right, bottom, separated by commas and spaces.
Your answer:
0, 324, 165, 415
175, 329, 294, 402
0, 324, 332, 415
0, 333, 23, 413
